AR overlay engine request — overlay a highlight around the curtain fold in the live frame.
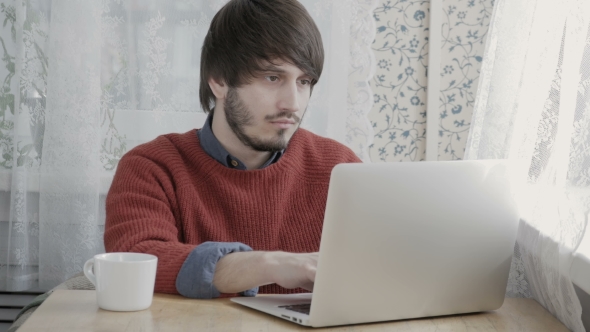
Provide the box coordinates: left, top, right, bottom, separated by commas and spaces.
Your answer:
0, 0, 374, 291
39, 0, 103, 289
465, 0, 590, 330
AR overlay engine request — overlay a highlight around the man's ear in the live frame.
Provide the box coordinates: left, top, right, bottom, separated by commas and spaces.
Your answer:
208, 77, 229, 99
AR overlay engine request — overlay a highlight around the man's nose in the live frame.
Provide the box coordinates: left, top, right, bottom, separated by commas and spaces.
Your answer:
277, 81, 300, 113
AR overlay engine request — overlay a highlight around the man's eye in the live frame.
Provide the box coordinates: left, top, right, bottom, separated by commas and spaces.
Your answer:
300, 79, 312, 85
266, 76, 279, 82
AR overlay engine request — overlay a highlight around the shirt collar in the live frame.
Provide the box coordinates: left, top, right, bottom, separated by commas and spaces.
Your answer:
197, 114, 283, 170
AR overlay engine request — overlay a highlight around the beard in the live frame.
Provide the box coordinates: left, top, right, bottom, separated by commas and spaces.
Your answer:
224, 87, 302, 152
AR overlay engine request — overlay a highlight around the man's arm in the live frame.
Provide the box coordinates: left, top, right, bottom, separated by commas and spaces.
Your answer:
105, 153, 197, 294
213, 251, 318, 294
106, 151, 318, 297
175, 242, 259, 298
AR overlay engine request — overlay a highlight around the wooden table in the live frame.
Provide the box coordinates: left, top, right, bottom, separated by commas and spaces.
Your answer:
18, 290, 569, 331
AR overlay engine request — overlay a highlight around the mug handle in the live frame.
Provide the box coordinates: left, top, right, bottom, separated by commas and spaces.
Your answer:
83, 258, 97, 287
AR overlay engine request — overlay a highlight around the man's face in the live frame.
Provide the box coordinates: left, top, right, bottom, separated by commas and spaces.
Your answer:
222, 60, 312, 152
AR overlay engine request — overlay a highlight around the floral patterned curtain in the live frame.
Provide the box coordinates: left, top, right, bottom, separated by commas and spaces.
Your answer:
369, 0, 493, 162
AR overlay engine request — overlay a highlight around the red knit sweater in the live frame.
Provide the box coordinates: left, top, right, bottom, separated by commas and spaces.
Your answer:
104, 128, 361, 295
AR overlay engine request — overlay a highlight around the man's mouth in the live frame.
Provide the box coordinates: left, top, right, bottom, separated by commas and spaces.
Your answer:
266, 112, 301, 130
269, 119, 296, 129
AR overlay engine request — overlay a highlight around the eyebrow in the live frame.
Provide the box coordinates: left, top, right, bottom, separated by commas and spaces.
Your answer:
259, 65, 287, 74
258, 64, 312, 78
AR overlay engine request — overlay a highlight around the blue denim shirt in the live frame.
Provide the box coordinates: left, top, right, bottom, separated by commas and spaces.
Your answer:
196, 115, 282, 170
175, 115, 283, 298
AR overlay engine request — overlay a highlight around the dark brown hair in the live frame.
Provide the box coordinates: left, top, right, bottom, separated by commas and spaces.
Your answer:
199, 0, 324, 114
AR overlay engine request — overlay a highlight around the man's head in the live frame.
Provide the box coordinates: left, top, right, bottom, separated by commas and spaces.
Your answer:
200, 0, 324, 152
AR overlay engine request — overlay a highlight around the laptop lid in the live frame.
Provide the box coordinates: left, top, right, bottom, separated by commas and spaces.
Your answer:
308, 160, 520, 327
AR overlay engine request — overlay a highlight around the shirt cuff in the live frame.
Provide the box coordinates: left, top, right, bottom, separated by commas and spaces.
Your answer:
175, 241, 259, 299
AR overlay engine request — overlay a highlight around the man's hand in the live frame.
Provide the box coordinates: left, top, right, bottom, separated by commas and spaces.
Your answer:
264, 252, 317, 291
212, 251, 318, 294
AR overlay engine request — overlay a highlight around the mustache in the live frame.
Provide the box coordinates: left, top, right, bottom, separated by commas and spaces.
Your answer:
265, 112, 301, 123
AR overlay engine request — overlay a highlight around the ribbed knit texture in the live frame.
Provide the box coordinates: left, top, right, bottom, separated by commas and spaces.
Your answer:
104, 128, 361, 295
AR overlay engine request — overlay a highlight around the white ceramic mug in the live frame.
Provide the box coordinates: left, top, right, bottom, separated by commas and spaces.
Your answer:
83, 252, 158, 311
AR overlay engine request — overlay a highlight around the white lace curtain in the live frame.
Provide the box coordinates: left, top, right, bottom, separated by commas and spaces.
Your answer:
0, 0, 376, 291
465, 0, 590, 330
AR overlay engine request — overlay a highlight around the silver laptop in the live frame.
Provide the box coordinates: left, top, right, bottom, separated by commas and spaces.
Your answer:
231, 160, 520, 327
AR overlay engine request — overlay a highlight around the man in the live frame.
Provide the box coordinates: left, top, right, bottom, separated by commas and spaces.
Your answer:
104, 0, 361, 299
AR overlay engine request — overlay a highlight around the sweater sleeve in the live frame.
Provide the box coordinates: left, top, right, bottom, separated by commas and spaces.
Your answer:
104, 152, 195, 294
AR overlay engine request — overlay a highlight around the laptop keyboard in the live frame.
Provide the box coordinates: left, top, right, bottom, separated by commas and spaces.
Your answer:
278, 303, 311, 315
